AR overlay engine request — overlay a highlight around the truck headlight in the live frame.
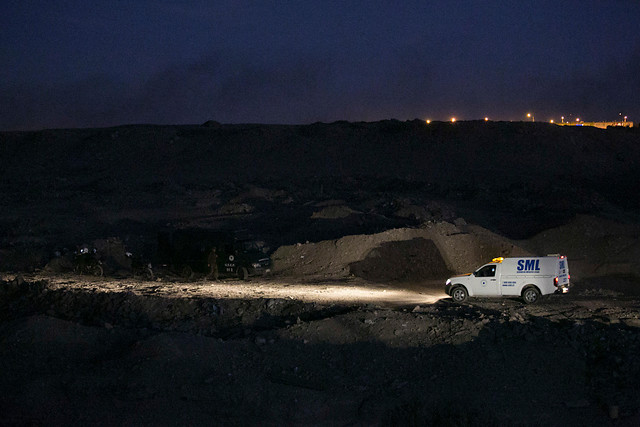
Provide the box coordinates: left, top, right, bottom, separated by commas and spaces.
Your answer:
446, 279, 451, 286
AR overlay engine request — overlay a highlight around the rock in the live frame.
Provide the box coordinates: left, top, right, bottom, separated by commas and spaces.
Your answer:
311, 205, 359, 219
454, 217, 467, 227
622, 318, 640, 328
566, 398, 590, 408
201, 120, 222, 128
394, 205, 429, 221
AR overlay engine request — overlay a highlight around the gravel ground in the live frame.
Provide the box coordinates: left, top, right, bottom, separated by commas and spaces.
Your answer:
1, 273, 640, 426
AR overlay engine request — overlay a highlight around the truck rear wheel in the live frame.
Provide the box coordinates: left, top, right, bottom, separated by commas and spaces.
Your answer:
90, 264, 104, 277
522, 286, 541, 304
451, 286, 468, 303
237, 266, 248, 281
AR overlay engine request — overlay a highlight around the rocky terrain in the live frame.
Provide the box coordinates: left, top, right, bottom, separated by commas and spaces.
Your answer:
1, 120, 640, 425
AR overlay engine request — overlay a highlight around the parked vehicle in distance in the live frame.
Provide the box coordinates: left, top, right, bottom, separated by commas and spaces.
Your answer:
73, 247, 103, 277
157, 228, 271, 280
445, 255, 570, 304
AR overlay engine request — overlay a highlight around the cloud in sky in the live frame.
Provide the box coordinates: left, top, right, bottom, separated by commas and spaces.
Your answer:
1, 1, 639, 130
2, 47, 640, 130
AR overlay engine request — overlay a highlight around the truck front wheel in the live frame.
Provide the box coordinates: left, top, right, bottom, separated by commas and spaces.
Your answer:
522, 286, 541, 304
451, 286, 468, 303
182, 265, 194, 280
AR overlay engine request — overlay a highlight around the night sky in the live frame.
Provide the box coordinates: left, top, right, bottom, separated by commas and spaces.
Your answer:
2, 0, 639, 131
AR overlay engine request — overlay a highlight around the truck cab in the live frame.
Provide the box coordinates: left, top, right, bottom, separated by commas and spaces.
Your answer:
445, 256, 570, 304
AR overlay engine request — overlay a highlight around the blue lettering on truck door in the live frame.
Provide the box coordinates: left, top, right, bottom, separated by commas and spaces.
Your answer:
517, 259, 540, 273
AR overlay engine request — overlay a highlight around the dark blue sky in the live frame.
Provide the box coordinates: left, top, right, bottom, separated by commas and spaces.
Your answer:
1, 0, 639, 130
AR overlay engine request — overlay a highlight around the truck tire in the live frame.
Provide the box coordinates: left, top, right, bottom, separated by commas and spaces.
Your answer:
182, 265, 194, 280
522, 286, 541, 304
237, 266, 249, 281
135, 266, 154, 281
451, 286, 468, 303
90, 264, 104, 277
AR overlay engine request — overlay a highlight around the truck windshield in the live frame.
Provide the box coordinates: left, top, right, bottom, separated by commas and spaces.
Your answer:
241, 240, 267, 253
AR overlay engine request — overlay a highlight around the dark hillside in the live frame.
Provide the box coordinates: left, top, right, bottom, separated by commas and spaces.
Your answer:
2, 120, 638, 192
1, 120, 639, 256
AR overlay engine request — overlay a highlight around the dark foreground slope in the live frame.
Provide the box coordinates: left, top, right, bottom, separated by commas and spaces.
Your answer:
2, 276, 640, 426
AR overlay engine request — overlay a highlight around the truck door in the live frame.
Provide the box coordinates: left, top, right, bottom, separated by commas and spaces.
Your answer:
222, 243, 237, 275
557, 257, 569, 287
472, 264, 500, 296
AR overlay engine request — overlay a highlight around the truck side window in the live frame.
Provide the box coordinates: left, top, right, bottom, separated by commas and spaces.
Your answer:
476, 265, 496, 277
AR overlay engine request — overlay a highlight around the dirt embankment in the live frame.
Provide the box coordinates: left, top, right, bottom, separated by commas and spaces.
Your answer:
270, 214, 640, 284
271, 221, 530, 280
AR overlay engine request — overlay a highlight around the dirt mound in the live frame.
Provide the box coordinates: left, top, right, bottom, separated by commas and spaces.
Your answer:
311, 205, 360, 219
349, 238, 450, 281
271, 221, 531, 281
0, 278, 348, 336
229, 185, 289, 203
519, 215, 640, 279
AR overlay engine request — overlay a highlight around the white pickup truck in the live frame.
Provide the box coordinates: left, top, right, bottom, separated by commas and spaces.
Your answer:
444, 256, 570, 304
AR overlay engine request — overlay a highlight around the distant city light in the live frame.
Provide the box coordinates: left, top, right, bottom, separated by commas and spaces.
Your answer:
418, 114, 629, 128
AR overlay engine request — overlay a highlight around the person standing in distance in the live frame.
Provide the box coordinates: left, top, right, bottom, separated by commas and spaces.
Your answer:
207, 247, 219, 280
